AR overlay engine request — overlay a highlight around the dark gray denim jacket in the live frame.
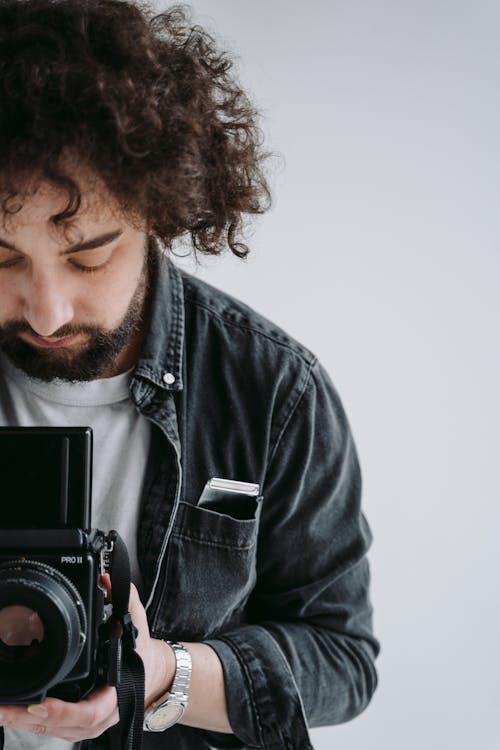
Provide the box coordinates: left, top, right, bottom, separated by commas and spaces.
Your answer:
120, 256, 378, 750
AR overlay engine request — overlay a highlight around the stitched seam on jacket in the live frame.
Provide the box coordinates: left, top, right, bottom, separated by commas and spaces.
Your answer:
171, 532, 256, 551
267, 357, 316, 468
263, 628, 313, 749
215, 635, 266, 750
183, 293, 316, 368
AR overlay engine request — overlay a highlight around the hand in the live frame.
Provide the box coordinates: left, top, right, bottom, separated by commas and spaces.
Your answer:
0, 584, 175, 742
0, 683, 119, 742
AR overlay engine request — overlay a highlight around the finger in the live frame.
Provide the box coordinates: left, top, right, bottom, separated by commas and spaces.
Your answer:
128, 582, 145, 616
127, 583, 150, 643
0, 705, 41, 726
100, 572, 112, 602
4, 710, 120, 743
39, 684, 118, 728
0, 685, 117, 733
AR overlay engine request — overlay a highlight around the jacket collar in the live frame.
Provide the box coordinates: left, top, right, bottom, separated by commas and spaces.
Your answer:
133, 241, 184, 392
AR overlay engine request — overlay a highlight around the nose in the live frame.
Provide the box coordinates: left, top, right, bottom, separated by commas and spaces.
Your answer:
22, 269, 74, 337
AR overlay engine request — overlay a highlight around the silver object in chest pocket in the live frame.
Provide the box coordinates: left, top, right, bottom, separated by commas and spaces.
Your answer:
198, 477, 261, 521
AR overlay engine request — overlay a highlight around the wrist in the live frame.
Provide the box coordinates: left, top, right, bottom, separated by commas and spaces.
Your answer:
145, 638, 177, 708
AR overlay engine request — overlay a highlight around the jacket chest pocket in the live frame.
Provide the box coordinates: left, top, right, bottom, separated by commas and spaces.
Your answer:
152, 493, 262, 639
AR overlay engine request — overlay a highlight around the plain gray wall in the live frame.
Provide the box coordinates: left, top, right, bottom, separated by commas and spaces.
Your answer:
151, 2, 500, 748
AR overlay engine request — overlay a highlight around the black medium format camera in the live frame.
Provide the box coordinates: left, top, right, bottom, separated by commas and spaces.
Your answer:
0, 427, 116, 704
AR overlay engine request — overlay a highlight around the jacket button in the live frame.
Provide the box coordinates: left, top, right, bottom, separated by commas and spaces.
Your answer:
163, 372, 175, 385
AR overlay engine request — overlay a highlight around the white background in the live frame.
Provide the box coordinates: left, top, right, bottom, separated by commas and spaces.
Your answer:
152, 2, 500, 748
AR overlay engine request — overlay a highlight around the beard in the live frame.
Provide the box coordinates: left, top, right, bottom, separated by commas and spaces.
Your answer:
0, 262, 149, 383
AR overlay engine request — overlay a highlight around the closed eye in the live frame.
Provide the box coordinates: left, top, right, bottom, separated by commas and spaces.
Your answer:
0, 255, 23, 269
67, 247, 114, 272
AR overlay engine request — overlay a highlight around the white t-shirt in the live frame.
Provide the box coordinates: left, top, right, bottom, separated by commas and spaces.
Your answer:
0, 353, 152, 750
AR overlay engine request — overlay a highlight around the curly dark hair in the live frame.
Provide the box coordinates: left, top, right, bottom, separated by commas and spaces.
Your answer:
0, 0, 271, 256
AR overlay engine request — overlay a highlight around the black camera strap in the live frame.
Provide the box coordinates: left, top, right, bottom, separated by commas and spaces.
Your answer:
104, 530, 145, 750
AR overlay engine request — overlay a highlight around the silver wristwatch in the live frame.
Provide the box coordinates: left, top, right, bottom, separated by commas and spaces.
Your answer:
143, 640, 192, 732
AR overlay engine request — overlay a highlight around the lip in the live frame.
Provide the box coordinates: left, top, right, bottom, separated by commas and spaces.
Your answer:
20, 333, 81, 349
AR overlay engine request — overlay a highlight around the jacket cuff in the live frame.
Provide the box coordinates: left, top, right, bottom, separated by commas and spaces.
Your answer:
205, 626, 314, 750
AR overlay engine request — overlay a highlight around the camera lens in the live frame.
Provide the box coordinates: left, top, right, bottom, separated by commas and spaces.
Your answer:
0, 560, 87, 702
0, 605, 45, 662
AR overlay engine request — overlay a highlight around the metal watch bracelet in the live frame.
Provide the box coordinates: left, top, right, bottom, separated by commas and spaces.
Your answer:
143, 640, 192, 732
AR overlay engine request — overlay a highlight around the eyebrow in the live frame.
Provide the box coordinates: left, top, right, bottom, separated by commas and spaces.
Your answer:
0, 229, 124, 255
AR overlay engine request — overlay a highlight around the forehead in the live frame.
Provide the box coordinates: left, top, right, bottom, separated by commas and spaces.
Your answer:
0, 176, 122, 238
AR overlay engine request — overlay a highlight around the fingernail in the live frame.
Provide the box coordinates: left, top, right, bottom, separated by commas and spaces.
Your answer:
27, 704, 48, 718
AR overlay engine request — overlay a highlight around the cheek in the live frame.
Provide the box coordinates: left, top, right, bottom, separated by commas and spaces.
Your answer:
0, 279, 22, 320
82, 262, 144, 325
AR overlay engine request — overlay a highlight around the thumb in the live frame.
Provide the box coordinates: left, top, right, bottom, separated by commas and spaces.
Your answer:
127, 583, 151, 643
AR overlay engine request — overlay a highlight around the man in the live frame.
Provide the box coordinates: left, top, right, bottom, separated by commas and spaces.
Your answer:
0, 1, 379, 749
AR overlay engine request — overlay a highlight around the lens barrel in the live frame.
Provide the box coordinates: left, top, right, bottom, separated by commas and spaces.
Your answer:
0, 559, 87, 702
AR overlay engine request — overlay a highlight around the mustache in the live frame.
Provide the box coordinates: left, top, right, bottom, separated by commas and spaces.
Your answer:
0, 320, 102, 339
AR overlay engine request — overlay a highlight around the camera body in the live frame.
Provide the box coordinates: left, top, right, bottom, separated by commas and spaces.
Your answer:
0, 427, 115, 704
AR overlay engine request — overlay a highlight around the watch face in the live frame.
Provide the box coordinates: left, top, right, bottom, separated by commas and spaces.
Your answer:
146, 702, 185, 732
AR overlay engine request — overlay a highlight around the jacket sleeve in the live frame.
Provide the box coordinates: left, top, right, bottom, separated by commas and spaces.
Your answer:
205, 359, 379, 750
